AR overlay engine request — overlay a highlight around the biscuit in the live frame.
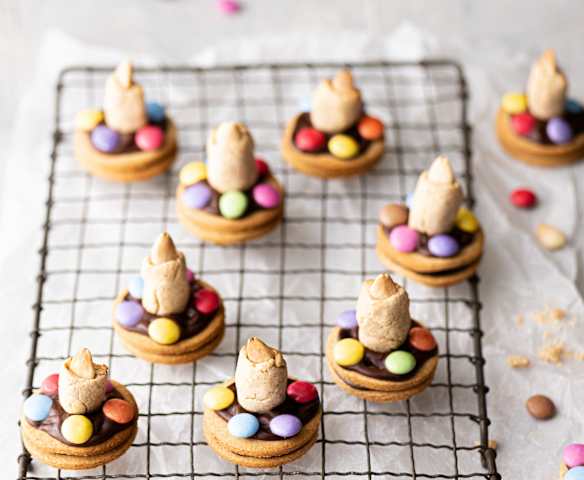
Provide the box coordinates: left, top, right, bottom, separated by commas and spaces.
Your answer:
176, 174, 284, 245
281, 114, 384, 178
113, 281, 225, 364
376, 225, 483, 287
21, 381, 137, 470
326, 327, 438, 402
496, 109, 584, 167
560, 462, 568, 479
75, 119, 178, 182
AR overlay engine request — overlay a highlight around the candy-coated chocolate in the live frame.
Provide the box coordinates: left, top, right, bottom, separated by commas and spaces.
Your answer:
252, 183, 281, 209
23, 394, 53, 422
526, 394, 556, 419
328, 134, 359, 159
255, 158, 269, 177
91, 125, 121, 153
148, 317, 181, 345
384, 350, 416, 375
203, 386, 235, 410
135, 125, 164, 151
455, 208, 479, 233
333, 338, 365, 367
428, 234, 460, 257
270, 414, 302, 438
146, 101, 166, 124
41, 373, 59, 396
510, 188, 537, 209
566, 467, 584, 480
501, 92, 527, 115
511, 112, 536, 136
566, 99, 584, 114
217, 0, 240, 14
219, 191, 248, 219
183, 182, 213, 209
128, 276, 144, 298
389, 225, 419, 253
294, 127, 326, 153
406, 192, 414, 208
186, 268, 195, 283
61, 415, 93, 445
76, 109, 104, 131
536, 223, 566, 251
564, 444, 584, 468
105, 379, 114, 393
103, 398, 135, 424
116, 300, 144, 328
336, 309, 358, 329
228, 413, 260, 438
408, 327, 437, 352
194, 289, 220, 315
180, 162, 207, 186
287, 381, 318, 404
357, 116, 384, 140
547, 117, 573, 144
379, 204, 408, 229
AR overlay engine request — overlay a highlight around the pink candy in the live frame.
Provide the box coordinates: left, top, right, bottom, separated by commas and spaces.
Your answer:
186, 268, 195, 283
389, 225, 419, 253
564, 443, 584, 468
253, 183, 281, 209
41, 373, 59, 396
217, 0, 240, 14
135, 125, 164, 151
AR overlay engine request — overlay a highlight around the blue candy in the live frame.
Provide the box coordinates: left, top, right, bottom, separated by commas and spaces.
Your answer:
147, 102, 166, 124
336, 309, 358, 329
23, 394, 53, 422
298, 96, 311, 112
566, 466, 584, 480
228, 413, 260, 438
128, 276, 144, 299
565, 99, 584, 115
406, 192, 414, 208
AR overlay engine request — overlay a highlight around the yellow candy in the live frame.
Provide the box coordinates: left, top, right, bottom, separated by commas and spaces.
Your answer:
148, 318, 181, 345
501, 92, 527, 115
328, 134, 359, 159
75, 109, 104, 131
180, 162, 207, 186
61, 415, 93, 444
203, 386, 235, 410
333, 338, 365, 367
456, 207, 479, 233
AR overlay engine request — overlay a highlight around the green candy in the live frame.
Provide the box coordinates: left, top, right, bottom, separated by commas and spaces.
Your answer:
384, 350, 416, 375
219, 191, 248, 219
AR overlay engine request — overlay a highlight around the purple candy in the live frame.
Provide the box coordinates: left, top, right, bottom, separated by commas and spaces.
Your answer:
336, 309, 358, 329
546, 117, 573, 145
182, 182, 212, 209
116, 300, 144, 327
105, 379, 114, 393
91, 125, 121, 153
186, 268, 195, 283
427, 234, 460, 257
564, 443, 584, 468
253, 183, 281, 209
269, 414, 302, 438
389, 225, 419, 253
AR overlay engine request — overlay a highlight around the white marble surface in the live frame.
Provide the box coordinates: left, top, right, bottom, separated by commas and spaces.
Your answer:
2, 2, 584, 478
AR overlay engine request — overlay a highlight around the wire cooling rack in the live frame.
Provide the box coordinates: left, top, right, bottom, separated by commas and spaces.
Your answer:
19, 62, 499, 480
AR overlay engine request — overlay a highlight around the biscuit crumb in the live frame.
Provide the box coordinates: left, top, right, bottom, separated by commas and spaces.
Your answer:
515, 314, 525, 327
538, 341, 565, 365
506, 355, 530, 368
532, 306, 567, 325
543, 331, 554, 340
475, 440, 497, 450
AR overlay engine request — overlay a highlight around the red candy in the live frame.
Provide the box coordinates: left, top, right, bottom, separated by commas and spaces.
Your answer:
41, 373, 59, 395
510, 188, 537, 209
357, 116, 384, 140
194, 289, 220, 315
102, 398, 135, 424
408, 327, 437, 352
511, 112, 536, 136
294, 127, 326, 152
255, 157, 269, 177
135, 125, 164, 151
287, 381, 318, 404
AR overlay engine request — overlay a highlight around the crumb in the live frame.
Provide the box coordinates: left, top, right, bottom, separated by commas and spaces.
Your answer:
515, 314, 525, 327
543, 331, 553, 340
538, 341, 566, 365
475, 440, 497, 450
574, 352, 584, 361
532, 306, 568, 325
506, 355, 530, 368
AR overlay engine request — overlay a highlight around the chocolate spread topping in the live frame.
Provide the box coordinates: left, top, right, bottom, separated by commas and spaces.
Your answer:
27, 388, 135, 447
341, 322, 438, 381
215, 380, 320, 441
123, 280, 214, 341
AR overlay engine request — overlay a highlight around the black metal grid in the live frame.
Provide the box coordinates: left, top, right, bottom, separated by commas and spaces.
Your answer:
18, 61, 499, 480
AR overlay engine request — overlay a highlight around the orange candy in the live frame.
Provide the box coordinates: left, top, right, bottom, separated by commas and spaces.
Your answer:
103, 398, 135, 424
357, 116, 384, 140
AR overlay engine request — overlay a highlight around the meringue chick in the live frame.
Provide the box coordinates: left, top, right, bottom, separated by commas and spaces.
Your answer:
281, 69, 385, 178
